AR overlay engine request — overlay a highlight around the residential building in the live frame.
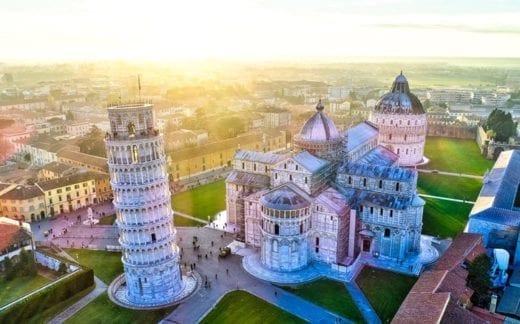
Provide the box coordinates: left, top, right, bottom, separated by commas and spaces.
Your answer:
57, 149, 108, 173
0, 217, 33, 264
66, 121, 92, 138
0, 184, 46, 222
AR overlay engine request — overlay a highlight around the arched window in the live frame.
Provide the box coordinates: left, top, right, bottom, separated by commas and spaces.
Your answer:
274, 224, 280, 235
348, 176, 352, 185
388, 133, 392, 140
289, 174, 293, 181
384, 228, 391, 237
300, 223, 303, 234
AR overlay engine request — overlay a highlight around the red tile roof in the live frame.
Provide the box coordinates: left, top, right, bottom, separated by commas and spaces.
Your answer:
0, 223, 31, 253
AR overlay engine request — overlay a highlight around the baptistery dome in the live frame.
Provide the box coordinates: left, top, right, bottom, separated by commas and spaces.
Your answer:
374, 72, 425, 115
260, 186, 310, 211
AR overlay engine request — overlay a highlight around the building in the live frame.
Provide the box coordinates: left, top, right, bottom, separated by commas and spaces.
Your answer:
164, 129, 208, 150
258, 106, 291, 128
329, 99, 351, 114
370, 72, 427, 166
168, 129, 287, 181
466, 150, 520, 264
36, 172, 98, 217
392, 233, 503, 324
37, 162, 80, 181
66, 121, 92, 138
0, 98, 47, 111
0, 217, 33, 264
0, 184, 46, 222
104, 103, 184, 306
226, 82, 425, 274
57, 149, 108, 173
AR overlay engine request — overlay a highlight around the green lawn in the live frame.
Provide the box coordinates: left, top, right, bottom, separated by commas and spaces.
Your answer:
200, 290, 305, 324
421, 137, 493, 175
283, 279, 364, 323
66, 249, 122, 284
417, 173, 482, 201
98, 214, 116, 225
0, 275, 50, 306
356, 267, 416, 324
421, 197, 473, 238
65, 293, 174, 324
172, 180, 226, 221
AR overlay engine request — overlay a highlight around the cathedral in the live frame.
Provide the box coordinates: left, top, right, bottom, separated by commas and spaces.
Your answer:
226, 73, 427, 272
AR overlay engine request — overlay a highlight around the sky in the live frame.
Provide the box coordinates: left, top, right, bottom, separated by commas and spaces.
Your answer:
2, 0, 520, 62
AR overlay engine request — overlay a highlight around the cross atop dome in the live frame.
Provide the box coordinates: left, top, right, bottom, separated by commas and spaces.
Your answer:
316, 98, 324, 111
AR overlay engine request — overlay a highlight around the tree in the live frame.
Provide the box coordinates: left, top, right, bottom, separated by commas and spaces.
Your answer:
3, 256, 14, 280
77, 126, 106, 158
58, 262, 68, 275
18, 249, 37, 277
484, 109, 518, 142
467, 254, 492, 307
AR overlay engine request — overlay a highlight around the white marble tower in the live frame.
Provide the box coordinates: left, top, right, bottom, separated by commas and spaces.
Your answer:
105, 103, 184, 306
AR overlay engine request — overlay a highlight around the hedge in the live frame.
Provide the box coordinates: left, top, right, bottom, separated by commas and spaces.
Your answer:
0, 268, 94, 323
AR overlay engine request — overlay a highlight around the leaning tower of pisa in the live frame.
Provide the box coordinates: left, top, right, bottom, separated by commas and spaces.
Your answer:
105, 103, 184, 306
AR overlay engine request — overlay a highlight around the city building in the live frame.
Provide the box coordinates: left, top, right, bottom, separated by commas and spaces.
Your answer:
227, 77, 426, 276
66, 121, 92, 138
36, 172, 98, 217
258, 106, 291, 128
329, 99, 351, 114
370, 73, 428, 166
0, 184, 46, 222
164, 129, 208, 150
37, 161, 80, 181
466, 150, 520, 264
0, 98, 47, 111
0, 217, 33, 264
168, 129, 287, 181
104, 103, 184, 306
57, 149, 109, 173
393, 233, 502, 324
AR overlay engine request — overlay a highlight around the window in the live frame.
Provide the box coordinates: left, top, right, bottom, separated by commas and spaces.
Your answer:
284, 163, 287, 169
66, 187, 71, 191
404, 135, 407, 141
74, 184, 80, 189
348, 176, 352, 185
289, 175, 293, 181
370, 207, 373, 214
388, 133, 392, 140
295, 165, 298, 171
151, 233, 156, 242
57, 189, 62, 194
360, 205, 364, 212
275, 173, 278, 179
384, 228, 391, 237
396, 182, 400, 191
305, 177, 308, 184
380, 208, 383, 216
274, 224, 279, 235
254, 163, 257, 171
378, 180, 382, 189
363, 178, 367, 187
390, 210, 394, 217
242, 162, 245, 169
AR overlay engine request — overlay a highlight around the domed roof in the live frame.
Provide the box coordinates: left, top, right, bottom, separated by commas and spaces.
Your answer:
374, 72, 425, 115
297, 100, 341, 142
261, 186, 310, 211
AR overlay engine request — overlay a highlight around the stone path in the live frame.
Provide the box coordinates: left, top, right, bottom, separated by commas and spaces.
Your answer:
418, 193, 475, 204
345, 282, 381, 324
173, 210, 208, 224
48, 276, 107, 324
417, 168, 483, 179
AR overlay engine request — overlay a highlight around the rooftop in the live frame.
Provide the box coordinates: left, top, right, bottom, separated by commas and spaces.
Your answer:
339, 163, 417, 182
36, 171, 99, 191
355, 145, 399, 167
226, 170, 270, 188
345, 121, 379, 153
292, 151, 330, 173
0, 185, 43, 200
0, 223, 32, 253
57, 149, 108, 171
375, 72, 426, 115
235, 150, 288, 165
260, 183, 311, 211
296, 101, 341, 143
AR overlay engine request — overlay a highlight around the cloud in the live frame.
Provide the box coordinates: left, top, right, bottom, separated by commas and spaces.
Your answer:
373, 23, 520, 36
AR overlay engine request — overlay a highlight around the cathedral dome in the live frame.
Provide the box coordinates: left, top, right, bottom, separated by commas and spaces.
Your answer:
261, 186, 310, 211
374, 72, 425, 115
297, 100, 341, 142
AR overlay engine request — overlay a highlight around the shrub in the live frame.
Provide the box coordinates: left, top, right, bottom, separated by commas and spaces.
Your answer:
0, 268, 94, 323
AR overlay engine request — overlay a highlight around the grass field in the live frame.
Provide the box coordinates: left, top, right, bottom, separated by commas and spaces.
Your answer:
283, 279, 364, 323
421, 137, 493, 175
65, 249, 122, 284
65, 293, 174, 324
421, 197, 473, 238
98, 214, 116, 225
356, 267, 416, 323
200, 290, 305, 324
0, 275, 50, 306
417, 173, 482, 201
172, 180, 226, 225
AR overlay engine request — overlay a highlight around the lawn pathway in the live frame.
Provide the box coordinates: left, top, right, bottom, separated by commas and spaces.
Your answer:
173, 210, 209, 224
417, 169, 483, 179
345, 282, 381, 324
418, 193, 475, 204
48, 250, 108, 324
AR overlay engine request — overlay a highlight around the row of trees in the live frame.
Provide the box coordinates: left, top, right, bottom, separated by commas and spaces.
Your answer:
484, 109, 517, 142
3, 250, 37, 280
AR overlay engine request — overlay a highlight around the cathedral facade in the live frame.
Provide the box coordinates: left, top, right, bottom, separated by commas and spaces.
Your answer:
226, 73, 426, 271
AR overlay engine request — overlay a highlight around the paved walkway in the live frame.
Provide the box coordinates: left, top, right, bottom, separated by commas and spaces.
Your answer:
418, 193, 475, 204
345, 282, 381, 324
173, 210, 208, 224
48, 276, 107, 324
417, 168, 483, 179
